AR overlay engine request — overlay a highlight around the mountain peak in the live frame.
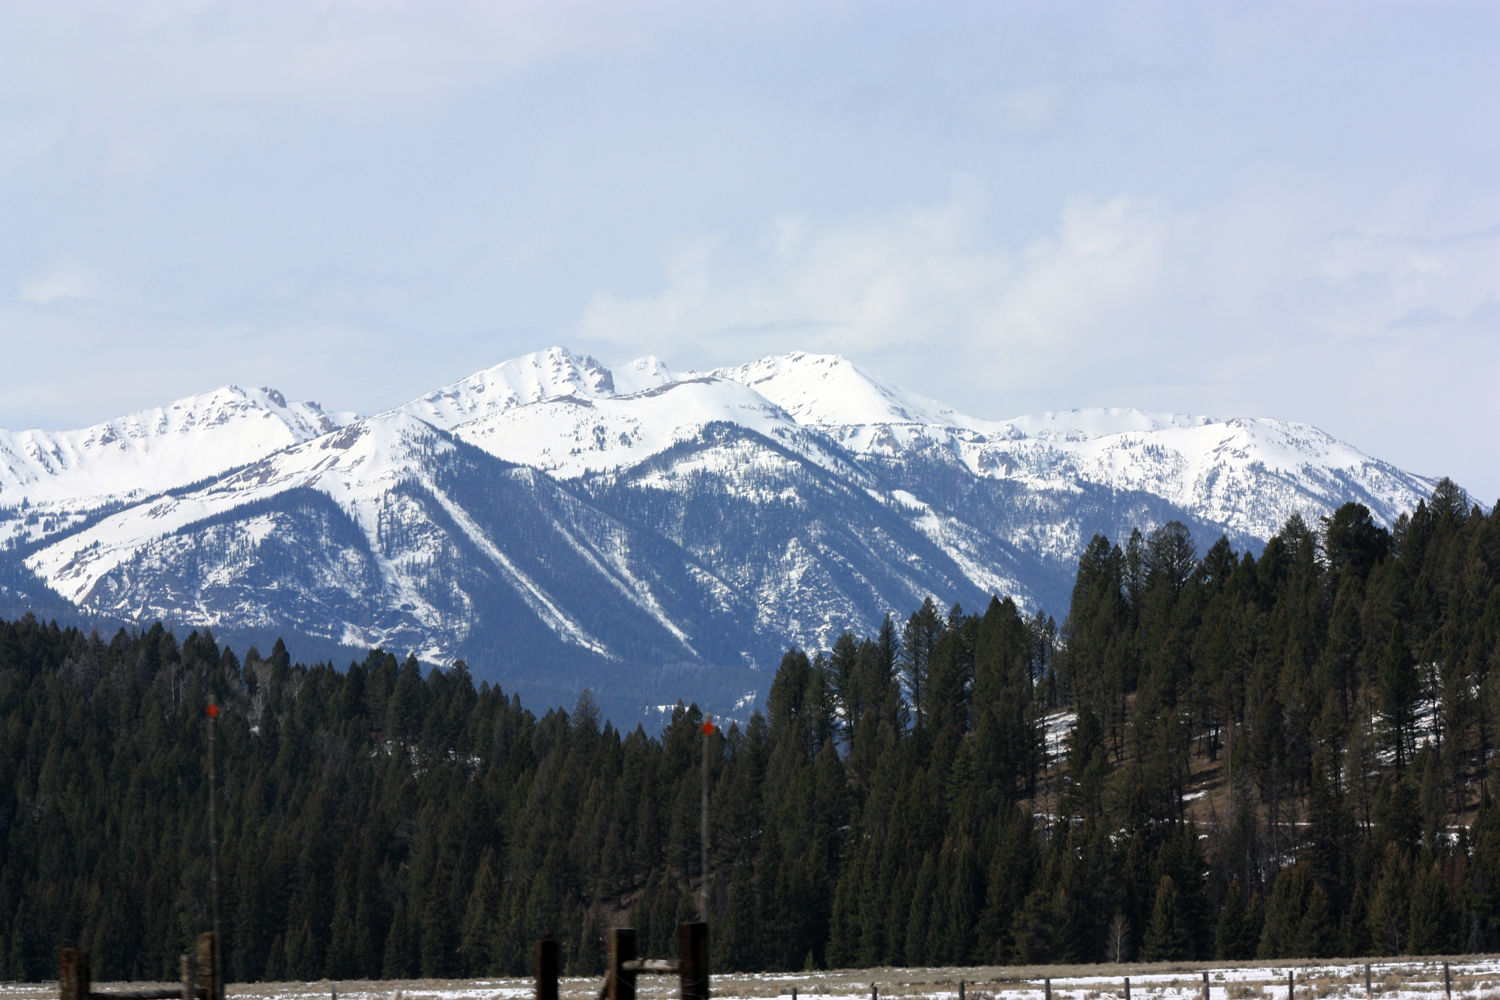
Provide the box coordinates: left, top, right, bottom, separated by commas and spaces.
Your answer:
711, 351, 971, 427
612, 355, 677, 395
0, 342, 1450, 725
401, 346, 632, 427
0, 383, 344, 508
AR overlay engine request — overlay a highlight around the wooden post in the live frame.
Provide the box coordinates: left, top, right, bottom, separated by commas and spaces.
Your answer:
1045, 979, 1051, 1000
197, 932, 217, 1000
1124, 977, 1130, 1000
793, 989, 797, 1000
608, 928, 638, 1000
59, 949, 90, 1000
206, 705, 223, 1000
1202, 971, 1209, 1000
537, 934, 560, 1000
872, 985, 877, 1000
1287, 971, 1293, 1000
680, 922, 709, 1000
960, 982, 966, 1000
1365, 965, 1372, 997
182, 953, 198, 1000
1445, 963, 1452, 1000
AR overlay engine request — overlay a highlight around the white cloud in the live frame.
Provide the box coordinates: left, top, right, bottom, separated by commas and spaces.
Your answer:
0, 1, 634, 111
0, 114, 68, 165
572, 180, 1500, 495
570, 186, 1189, 374
0, 0, 1493, 500
976, 83, 1068, 138
578, 179, 1497, 377
20, 259, 106, 304
576, 180, 1014, 355
0, 0, 679, 179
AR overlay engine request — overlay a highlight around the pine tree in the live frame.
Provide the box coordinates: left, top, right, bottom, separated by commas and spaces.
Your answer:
1141, 875, 1191, 961
460, 849, 501, 975
1378, 623, 1420, 769
1368, 843, 1413, 956
903, 851, 937, 967
901, 598, 944, 729
1293, 883, 1338, 959
1408, 859, 1458, 955
1214, 882, 1257, 961
1258, 863, 1312, 959
1009, 887, 1054, 965
767, 648, 812, 736
1342, 884, 1372, 957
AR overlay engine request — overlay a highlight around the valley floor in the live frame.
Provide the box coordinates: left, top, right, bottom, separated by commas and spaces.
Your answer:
8, 958, 1500, 1000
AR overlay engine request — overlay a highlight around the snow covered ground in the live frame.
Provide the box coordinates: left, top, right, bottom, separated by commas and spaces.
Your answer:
8, 959, 1500, 1000
1041, 709, 1078, 768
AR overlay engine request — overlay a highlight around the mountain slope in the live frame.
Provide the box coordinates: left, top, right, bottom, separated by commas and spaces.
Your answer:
0, 385, 346, 506
0, 346, 1452, 721
719, 353, 1436, 542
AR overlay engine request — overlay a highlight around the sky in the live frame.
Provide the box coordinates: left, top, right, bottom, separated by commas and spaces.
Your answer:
1, 0, 1497, 502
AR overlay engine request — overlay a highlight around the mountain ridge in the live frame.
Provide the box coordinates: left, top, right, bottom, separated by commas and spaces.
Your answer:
0, 346, 1451, 722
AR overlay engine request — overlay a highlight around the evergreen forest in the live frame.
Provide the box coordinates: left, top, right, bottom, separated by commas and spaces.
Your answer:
2, 479, 1499, 981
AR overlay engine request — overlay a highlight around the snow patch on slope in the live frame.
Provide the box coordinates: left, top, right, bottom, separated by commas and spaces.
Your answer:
0, 385, 346, 509
25, 412, 447, 605
420, 476, 612, 658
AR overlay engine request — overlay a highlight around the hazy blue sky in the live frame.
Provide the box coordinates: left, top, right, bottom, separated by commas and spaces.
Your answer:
2, 1, 1497, 501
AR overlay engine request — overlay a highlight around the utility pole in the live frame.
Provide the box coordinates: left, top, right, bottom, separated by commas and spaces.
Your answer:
206, 702, 223, 1000
700, 715, 715, 922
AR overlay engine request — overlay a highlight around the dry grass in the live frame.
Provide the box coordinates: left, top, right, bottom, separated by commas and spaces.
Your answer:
5, 956, 1500, 1000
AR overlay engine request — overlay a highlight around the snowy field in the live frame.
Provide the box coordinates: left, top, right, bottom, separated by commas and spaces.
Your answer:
8, 958, 1500, 1000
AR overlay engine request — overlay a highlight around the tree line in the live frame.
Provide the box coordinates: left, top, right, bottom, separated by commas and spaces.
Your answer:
0, 478, 1496, 981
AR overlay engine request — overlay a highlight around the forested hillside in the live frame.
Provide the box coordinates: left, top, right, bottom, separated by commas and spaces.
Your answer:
1, 479, 1496, 982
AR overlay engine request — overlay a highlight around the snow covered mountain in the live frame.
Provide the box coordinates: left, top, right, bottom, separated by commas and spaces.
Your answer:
0, 347, 1445, 722
0, 386, 350, 541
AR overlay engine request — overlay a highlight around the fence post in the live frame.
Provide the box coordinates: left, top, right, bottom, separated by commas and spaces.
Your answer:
1045, 979, 1051, 1000
960, 982, 965, 1000
1445, 963, 1452, 1000
1202, 971, 1209, 1000
679, 922, 709, 1000
196, 933, 217, 1000
1287, 971, 1293, 1000
537, 934, 560, 1000
608, 928, 638, 1000
181, 953, 197, 1000
1365, 965, 1371, 997
59, 949, 90, 1000
1124, 977, 1130, 1000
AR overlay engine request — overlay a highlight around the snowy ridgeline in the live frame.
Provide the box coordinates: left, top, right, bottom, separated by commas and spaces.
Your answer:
5, 959, 1497, 1000
0, 346, 1449, 724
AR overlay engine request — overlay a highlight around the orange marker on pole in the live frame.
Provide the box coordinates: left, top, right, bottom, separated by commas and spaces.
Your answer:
701, 714, 713, 920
